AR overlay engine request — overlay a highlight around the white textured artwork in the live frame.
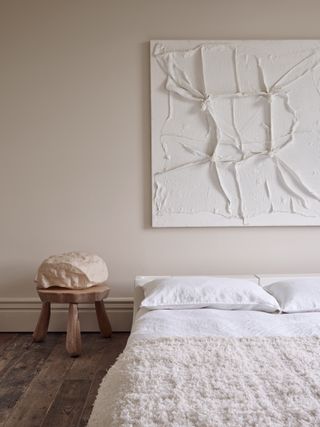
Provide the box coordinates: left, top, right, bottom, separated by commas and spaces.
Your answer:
151, 40, 320, 227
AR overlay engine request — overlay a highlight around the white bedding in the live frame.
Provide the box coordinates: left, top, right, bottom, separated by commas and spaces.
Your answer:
89, 275, 320, 426
130, 274, 320, 345
128, 307, 320, 345
89, 336, 320, 427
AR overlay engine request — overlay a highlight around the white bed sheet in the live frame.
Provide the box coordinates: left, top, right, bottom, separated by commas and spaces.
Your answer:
128, 307, 320, 345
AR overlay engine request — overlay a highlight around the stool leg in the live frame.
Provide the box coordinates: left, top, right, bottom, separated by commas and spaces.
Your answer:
66, 303, 81, 357
33, 302, 51, 342
95, 301, 112, 338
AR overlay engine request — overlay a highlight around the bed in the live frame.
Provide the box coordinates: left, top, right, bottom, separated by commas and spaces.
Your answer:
88, 274, 320, 427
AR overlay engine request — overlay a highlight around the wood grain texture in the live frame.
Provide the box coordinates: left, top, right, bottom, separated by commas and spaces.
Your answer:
0, 334, 16, 351
0, 334, 58, 426
33, 302, 51, 342
0, 332, 128, 427
66, 304, 81, 357
37, 285, 110, 304
41, 379, 91, 427
33, 285, 112, 357
0, 334, 33, 378
95, 300, 112, 338
66, 334, 108, 381
78, 333, 128, 427
4, 336, 73, 427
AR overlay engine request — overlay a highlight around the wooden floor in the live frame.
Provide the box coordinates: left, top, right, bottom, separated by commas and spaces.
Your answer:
0, 332, 129, 427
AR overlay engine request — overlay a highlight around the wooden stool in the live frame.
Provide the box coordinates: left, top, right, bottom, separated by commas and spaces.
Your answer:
33, 284, 112, 357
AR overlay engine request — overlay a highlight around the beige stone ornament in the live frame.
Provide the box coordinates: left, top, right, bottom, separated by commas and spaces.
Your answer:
35, 252, 108, 289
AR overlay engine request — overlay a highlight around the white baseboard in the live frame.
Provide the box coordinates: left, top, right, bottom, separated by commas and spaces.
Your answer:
0, 297, 133, 332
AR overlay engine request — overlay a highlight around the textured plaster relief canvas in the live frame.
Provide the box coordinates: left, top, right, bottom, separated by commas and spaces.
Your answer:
151, 40, 320, 227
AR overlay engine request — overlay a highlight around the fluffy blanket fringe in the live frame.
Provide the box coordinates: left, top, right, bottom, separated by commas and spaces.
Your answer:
88, 336, 320, 426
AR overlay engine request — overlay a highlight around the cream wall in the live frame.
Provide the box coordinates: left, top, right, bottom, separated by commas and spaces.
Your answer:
1, 0, 320, 300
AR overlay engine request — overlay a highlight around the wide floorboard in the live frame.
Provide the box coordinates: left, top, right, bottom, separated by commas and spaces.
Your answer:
0, 332, 129, 427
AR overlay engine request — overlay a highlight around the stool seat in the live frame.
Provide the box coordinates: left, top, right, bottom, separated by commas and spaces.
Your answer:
37, 284, 110, 304
33, 284, 112, 357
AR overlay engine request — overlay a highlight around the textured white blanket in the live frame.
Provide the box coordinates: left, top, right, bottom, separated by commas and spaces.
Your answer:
88, 336, 320, 427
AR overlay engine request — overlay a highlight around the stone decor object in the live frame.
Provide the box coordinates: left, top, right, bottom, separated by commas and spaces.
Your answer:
35, 252, 108, 289
151, 40, 320, 227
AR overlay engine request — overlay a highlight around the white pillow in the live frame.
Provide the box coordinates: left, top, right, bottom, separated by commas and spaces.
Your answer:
265, 278, 320, 313
140, 277, 280, 312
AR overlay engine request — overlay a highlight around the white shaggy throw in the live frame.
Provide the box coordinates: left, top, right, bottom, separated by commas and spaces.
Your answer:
88, 336, 320, 427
